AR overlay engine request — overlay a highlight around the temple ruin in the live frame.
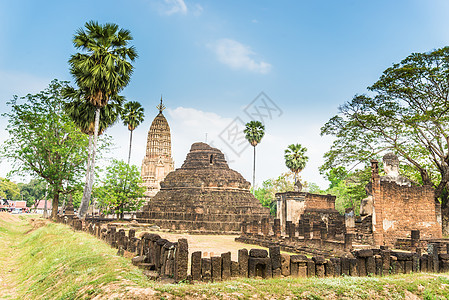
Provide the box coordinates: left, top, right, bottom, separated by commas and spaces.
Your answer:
358, 154, 442, 246
136, 142, 271, 233
238, 153, 443, 257
140, 99, 174, 197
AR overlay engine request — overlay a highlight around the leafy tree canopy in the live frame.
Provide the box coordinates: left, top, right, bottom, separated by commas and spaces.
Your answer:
244, 121, 265, 147
284, 144, 309, 183
321, 46, 449, 206
0, 178, 20, 200
1, 79, 89, 218
17, 179, 47, 207
254, 172, 311, 215
324, 166, 371, 214
95, 159, 145, 218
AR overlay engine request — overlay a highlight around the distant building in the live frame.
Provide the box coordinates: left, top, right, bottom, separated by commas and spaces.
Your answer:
140, 98, 175, 197
34, 200, 52, 214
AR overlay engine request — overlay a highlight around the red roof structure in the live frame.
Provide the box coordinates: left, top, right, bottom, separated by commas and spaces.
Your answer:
35, 200, 52, 209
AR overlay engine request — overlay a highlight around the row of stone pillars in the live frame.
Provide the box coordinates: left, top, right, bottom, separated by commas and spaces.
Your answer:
242, 218, 353, 251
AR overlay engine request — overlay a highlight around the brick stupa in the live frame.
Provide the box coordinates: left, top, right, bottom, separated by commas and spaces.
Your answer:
136, 142, 271, 233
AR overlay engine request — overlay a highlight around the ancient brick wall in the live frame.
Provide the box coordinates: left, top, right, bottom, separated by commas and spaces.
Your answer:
305, 193, 336, 210
374, 182, 442, 246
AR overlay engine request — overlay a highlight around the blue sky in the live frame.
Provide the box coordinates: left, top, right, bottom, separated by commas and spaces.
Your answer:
1, 0, 449, 188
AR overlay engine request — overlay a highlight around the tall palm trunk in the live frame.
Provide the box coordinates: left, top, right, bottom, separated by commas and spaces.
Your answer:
79, 107, 100, 219
127, 129, 133, 165
252, 145, 256, 190
79, 134, 93, 217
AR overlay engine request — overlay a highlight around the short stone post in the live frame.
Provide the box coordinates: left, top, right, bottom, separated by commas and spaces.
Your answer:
306, 259, 315, 277
261, 218, 270, 236
349, 258, 358, 276
344, 233, 354, 251
221, 252, 231, 280
287, 221, 295, 239
303, 219, 311, 240
298, 219, 304, 237
428, 243, 439, 273
341, 257, 350, 276
381, 249, 391, 275
231, 261, 239, 277
420, 254, 428, 272
269, 246, 282, 278
201, 258, 212, 282
281, 253, 291, 276
411, 230, 420, 251
313, 256, 326, 278
325, 259, 335, 277
174, 238, 188, 282
330, 258, 341, 276
238, 249, 249, 277
191, 251, 202, 281
211, 256, 222, 282
320, 222, 327, 240
273, 219, 281, 238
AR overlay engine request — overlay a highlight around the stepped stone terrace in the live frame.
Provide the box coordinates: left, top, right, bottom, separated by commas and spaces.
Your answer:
136, 142, 271, 233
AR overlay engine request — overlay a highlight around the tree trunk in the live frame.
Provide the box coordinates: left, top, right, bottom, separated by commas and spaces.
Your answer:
51, 191, 59, 220
252, 145, 256, 191
79, 108, 100, 219
127, 130, 133, 165
78, 134, 93, 218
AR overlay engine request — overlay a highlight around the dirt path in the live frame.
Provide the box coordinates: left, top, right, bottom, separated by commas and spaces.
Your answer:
0, 212, 23, 299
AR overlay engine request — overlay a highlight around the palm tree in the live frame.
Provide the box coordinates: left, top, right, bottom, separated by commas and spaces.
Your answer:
284, 144, 309, 184
244, 121, 265, 189
121, 101, 145, 165
68, 21, 137, 219
64, 92, 122, 208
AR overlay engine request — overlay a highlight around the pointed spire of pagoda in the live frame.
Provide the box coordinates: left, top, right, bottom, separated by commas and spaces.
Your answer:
156, 95, 166, 113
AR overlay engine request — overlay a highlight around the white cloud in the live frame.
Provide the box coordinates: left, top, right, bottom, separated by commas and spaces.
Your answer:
209, 39, 272, 74
162, 0, 188, 15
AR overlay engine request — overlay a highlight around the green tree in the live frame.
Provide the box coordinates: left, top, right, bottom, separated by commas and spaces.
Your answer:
121, 101, 145, 165
324, 166, 371, 214
321, 46, 449, 212
244, 121, 265, 188
0, 178, 20, 200
95, 159, 145, 219
254, 172, 301, 215
67, 21, 137, 219
17, 179, 46, 207
284, 144, 309, 183
1, 80, 89, 219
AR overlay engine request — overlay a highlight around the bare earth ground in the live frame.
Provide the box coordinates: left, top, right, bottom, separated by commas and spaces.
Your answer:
135, 230, 269, 261
0, 212, 21, 299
